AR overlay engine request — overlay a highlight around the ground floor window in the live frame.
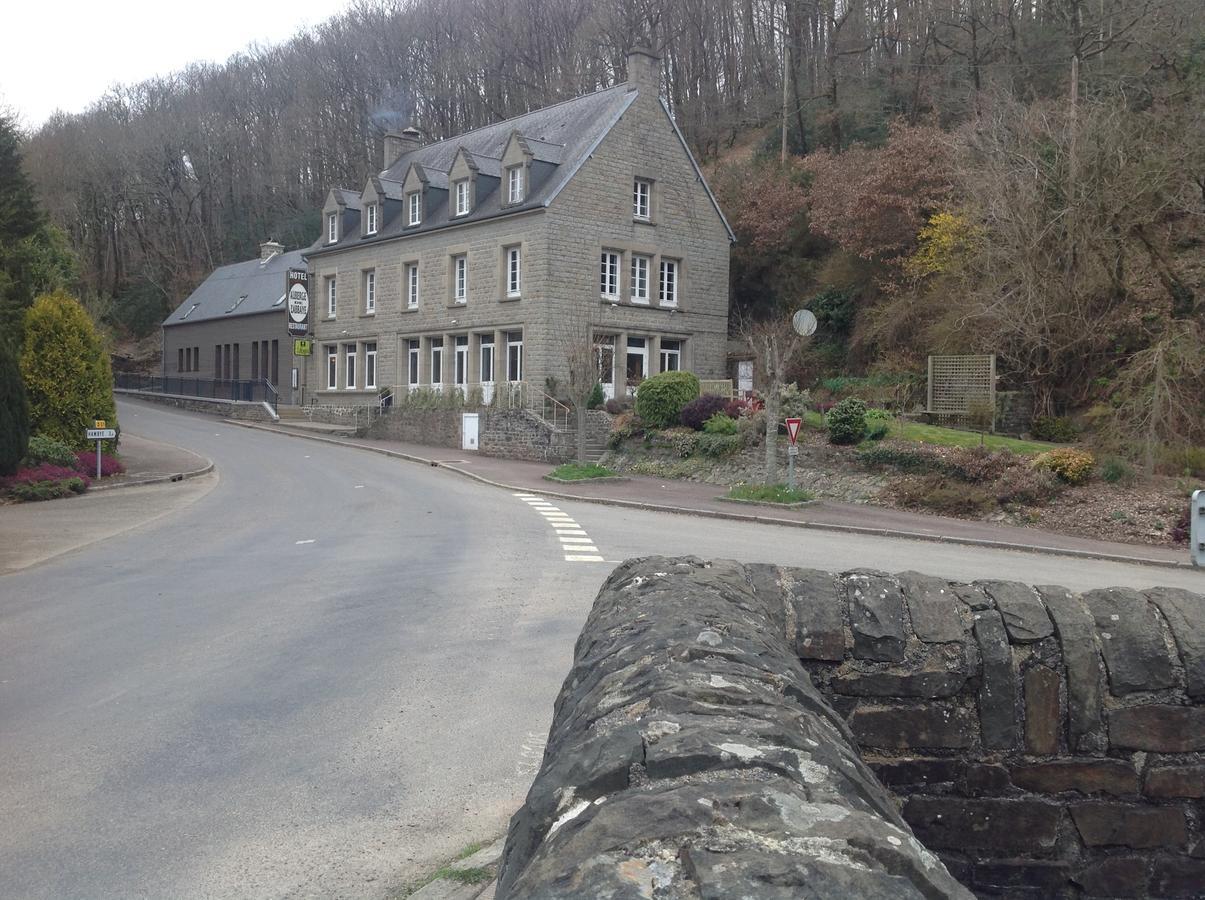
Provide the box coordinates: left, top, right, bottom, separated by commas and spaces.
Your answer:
344, 342, 357, 390
407, 339, 420, 388
431, 338, 444, 387
660, 339, 682, 372
479, 335, 494, 383
626, 336, 648, 392
326, 345, 338, 389
178, 348, 184, 373
454, 336, 468, 387
506, 332, 523, 381
364, 341, 377, 389
251, 341, 260, 380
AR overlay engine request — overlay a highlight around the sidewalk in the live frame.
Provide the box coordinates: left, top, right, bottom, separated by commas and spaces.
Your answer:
233, 421, 1193, 570
91, 433, 212, 490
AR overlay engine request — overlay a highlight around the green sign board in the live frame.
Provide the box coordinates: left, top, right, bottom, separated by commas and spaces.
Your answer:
293, 339, 312, 357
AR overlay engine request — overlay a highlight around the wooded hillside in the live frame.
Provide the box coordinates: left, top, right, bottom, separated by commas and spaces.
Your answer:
13, 0, 1205, 460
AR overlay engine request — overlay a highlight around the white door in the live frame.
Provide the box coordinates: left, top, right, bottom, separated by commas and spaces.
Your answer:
461, 413, 479, 451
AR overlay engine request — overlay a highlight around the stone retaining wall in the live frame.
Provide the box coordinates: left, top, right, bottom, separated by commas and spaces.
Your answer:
501, 558, 1204, 898
115, 389, 275, 422
497, 556, 974, 899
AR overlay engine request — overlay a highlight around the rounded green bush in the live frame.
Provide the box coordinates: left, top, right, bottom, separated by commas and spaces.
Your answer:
702, 412, 739, 435
826, 398, 868, 445
0, 336, 29, 475
635, 371, 700, 428
24, 433, 78, 467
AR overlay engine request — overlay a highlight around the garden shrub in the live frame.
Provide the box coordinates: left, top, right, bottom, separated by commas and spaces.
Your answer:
24, 434, 78, 468
587, 382, 606, 410
75, 449, 125, 477
607, 412, 645, 449
1033, 447, 1095, 484
779, 383, 812, 420
703, 413, 739, 435
1031, 415, 1078, 443
865, 422, 889, 442
738, 411, 767, 447
865, 408, 894, 422
635, 371, 700, 428
20, 291, 118, 450
947, 446, 1015, 482
892, 475, 996, 517
991, 466, 1062, 506
858, 444, 950, 475
697, 433, 743, 458
0, 336, 29, 475
604, 396, 632, 415
1099, 456, 1136, 485
680, 394, 729, 430
652, 427, 700, 458
1172, 504, 1192, 544
10, 476, 86, 501
826, 398, 868, 445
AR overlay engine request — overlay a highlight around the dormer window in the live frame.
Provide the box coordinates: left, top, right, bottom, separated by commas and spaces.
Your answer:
365, 203, 378, 235
507, 166, 524, 204
454, 179, 470, 217
633, 179, 652, 220
327, 212, 338, 243
180, 303, 199, 320
407, 191, 421, 226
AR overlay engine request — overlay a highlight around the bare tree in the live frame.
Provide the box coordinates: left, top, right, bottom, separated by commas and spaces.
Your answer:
555, 314, 604, 464
739, 312, 806, 485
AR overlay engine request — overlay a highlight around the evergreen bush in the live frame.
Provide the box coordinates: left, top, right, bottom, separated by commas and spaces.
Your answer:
634, 371, 700, 427
20, 291, 117, 450
0, 336, 29, 475
587, 382, 605, 410
680, 394, 728, 430
24, 434, 78, 467
702, 412, 739, 435
1033, 447, 1095, 484
826, 398, 868, 445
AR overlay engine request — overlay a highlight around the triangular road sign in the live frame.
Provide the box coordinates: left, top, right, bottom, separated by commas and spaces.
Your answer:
785, 417, 802, 444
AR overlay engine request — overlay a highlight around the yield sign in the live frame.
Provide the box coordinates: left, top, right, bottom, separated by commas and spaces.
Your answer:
785, 417, 802, 445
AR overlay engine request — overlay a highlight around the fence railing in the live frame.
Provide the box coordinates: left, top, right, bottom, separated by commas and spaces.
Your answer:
115, 373, 279, 416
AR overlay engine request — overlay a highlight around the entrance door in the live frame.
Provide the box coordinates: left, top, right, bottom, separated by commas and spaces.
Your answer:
480, 337, 495, 405
625, 337, 648, 396
461, 413, 479, 451
596, 337, 615, 401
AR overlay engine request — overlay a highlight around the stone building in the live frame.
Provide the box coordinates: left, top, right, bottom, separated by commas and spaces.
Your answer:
161, 241, 303, 404
301, 49, 734, 406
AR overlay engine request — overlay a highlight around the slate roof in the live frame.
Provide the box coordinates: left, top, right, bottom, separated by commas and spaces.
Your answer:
306, 84, 639, 256
163, 249, 306, 327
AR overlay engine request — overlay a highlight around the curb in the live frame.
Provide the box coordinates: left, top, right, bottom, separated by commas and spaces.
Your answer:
89, 459, 215, 492
224, 420, 1193, 571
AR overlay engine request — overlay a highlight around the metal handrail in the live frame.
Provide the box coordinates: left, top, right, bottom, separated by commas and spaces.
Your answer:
115, 373, 279, 408
264, 380, 279, 416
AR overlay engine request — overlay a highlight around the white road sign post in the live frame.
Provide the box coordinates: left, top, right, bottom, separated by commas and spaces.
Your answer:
85, 426, 116, 478
785, 417, 802, 492
1192, 490, 1204, 568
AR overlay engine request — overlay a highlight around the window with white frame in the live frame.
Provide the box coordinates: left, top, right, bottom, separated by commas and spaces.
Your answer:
454, 180, 470, 216
633, 179, 651, 220
506, 332, 523, 381
430, 338, 444, 386
454, 335, 468, 387
364, 270, 376, 313
630, 255, 651, 303
507, 166, 523, 204
326, 276, 337, 318
453, 254, 467, 303
327, 212, 338, 243
366, 202, 378, 235
506, 246, 521, 297
344, 342, 357, 389
406, 263, 419, 309
479, 335, 494, 383
600, 251, 620, 297
659, 258, 679, 307
660, 339, 682, 372
407, 191, 421, 226
364, 342, 377, 389
407, 339, 420, 387
326, 345, 338, 389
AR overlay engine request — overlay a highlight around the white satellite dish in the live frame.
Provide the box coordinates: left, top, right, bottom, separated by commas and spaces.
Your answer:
792, 309, 818, 337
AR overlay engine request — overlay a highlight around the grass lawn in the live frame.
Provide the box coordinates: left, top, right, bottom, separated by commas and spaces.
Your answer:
887, 420, 1058, 455
728, 483, 815, 504
802, 408, 1056, 455
549, 462, 617, 480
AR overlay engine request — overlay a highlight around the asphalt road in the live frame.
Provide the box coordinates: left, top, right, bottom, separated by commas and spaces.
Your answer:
1, 400, 1200, 899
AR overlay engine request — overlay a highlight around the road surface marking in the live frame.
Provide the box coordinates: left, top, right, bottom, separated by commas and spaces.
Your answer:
295, 539, 316, 545
518, 497, 603, 563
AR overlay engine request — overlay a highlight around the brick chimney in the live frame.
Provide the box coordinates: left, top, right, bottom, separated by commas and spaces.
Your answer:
384, 125, 424, 169
259, 240, 284, 261
625, 47, 661, 94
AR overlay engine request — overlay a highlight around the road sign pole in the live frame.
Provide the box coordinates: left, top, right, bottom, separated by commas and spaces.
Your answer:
1193, 489, 1204, 568
96, 439, 102, 480
788, 450, 796, 492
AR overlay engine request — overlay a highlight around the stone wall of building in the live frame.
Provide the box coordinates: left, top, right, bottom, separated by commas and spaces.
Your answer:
115, 389, 276, 422
502, 558, 1204, 899
497, 556, 974, 899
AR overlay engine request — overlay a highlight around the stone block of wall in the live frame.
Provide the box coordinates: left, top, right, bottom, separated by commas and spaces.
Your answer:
115, 389, 275, 422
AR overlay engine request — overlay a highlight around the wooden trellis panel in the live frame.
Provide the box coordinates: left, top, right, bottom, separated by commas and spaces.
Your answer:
927, 354, 996, 424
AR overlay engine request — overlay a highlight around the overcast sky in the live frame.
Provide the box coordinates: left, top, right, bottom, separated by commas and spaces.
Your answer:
1, 0, 353, 127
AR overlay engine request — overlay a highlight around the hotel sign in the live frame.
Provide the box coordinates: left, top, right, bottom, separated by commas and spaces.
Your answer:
286, 269, 309, 336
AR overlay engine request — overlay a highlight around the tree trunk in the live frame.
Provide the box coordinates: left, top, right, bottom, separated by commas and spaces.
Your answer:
763, 387, 780, 484
576, 403, 588, 465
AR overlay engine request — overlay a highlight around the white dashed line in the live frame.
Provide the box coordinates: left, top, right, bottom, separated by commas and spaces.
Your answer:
295, 539, 316, 545
517, 496, 605, 563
